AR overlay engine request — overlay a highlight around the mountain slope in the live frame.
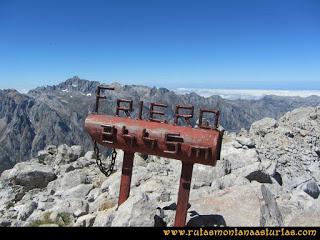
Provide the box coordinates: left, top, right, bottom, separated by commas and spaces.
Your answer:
29, 76, 320, 131
0, 106, 319, 227
0, 76, 320, 172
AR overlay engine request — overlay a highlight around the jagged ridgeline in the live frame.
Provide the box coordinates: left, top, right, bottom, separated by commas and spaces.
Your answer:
1, 76, 320, 172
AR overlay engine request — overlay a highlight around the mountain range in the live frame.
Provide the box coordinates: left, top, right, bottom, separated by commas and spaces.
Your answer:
0, 106, 319, 227
1, 76, 320, 172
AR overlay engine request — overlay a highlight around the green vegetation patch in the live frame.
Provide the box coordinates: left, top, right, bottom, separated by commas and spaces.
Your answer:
29, 211, 72, 227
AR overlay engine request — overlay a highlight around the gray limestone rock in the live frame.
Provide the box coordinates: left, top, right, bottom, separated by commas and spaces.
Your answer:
93, 209, 116, 226
260, 184, 283, 226
61, 184, 94, 199
111, 192, 156, 227
6, 162, 56, 190
74, 213, 96, 227
17, 201, 38, 221
299, 180, 320, 199
50, 198, 89, 218
236, 136, 255, 148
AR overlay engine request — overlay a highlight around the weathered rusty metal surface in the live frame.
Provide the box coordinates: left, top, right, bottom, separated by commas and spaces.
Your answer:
85, 114, 223, 166
174, 105, 194, 126
85, 85, 224, 227
174, 163, 193, 227
95, 85, 114, 113
116, 98, 133, 117
199, 108, 220, 129
118, 151, 134, 205
149, 102, 168, 123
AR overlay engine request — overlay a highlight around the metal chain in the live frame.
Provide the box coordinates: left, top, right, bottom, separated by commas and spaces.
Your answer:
93, 140, 117, 177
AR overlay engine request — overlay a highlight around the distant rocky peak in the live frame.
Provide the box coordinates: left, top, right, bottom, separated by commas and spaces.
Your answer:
108, 81, 121, 86
63, 76, 86, 86
68, 75, 80, 81
57, 76, 100, 94
0, 89, 31, 103
1, 89, 21, 96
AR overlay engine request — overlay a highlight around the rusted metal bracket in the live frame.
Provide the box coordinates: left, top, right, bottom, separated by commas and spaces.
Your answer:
174, 162, 193, 227
188, 145, 211, 160
137, 101, 144, 120
95, 85, 114, 113
101, 124, 117, 144
118, 151, 134, 206
149, 102, 168, 123
122, 126, 136, 146
174, 105, 194, 126
199, 109, 220, 129
164, 133, 183, 154
116, 98, 133, 117
142, 128, 157, 149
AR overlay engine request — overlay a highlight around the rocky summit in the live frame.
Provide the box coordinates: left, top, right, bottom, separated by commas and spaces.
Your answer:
0, 106, 319, 227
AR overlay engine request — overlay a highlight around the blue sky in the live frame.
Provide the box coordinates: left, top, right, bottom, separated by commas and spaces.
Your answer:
0, 0, 319, 90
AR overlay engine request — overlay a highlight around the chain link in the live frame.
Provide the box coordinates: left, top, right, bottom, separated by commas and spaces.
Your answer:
93, 140, 117, 177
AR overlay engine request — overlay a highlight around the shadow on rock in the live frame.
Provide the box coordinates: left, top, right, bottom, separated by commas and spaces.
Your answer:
187, 211, 227, 227
154, 215, 167, 227
162, 202, 191, 211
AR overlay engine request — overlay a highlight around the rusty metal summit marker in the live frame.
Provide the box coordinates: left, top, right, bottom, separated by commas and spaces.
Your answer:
84, 85, 224, 227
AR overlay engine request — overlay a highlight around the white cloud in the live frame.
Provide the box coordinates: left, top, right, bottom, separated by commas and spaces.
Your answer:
18, 89, 29, 94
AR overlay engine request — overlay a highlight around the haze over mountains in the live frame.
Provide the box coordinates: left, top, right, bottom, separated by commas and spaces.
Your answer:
175, 88, 320, 100
1, 76, 320, 173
